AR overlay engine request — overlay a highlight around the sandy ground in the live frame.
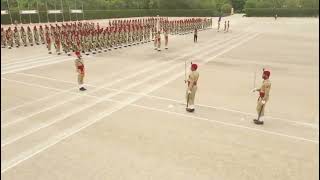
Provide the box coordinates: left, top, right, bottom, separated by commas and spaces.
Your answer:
1, 14, 319, 180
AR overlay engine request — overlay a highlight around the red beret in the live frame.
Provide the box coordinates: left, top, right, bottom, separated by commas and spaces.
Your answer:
75, 51, 81, 56
191, 63, 198, 70
263, 70, 270, 77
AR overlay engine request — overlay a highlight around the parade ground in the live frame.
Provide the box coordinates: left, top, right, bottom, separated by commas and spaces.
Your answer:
1, 14, 319, 179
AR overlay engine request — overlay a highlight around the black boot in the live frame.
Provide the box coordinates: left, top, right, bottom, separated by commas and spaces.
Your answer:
253, 119, 264, 125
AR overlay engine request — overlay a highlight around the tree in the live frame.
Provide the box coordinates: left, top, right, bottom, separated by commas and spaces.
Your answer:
230, 0, 245, 11
244, 0, 257, 8
221, 3, 232, 13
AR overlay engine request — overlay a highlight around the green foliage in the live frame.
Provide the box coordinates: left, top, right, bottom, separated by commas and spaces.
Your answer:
256, 1, 274, 8
245, 8, 319, 16
244, 0, 257, 8
221, 3, 232, 13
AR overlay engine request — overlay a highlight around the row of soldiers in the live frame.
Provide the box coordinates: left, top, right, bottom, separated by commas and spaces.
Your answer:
1, 17, 212, 55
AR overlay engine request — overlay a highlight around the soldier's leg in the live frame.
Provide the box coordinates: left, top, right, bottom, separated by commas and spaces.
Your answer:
187, 86, 197, 111
78, 73, 86, 91
48, 42, 52, 54
165, 37, 168, 49
254, 100, 265, 124
154, 38, 157, 50
157, 39, 161, 51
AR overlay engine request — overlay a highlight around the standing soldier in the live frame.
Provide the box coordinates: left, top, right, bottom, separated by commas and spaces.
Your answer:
217, 18, 221, 32
186, 63, 199, 112
1, 27, 6, 48
252, 69, 271, 125
164, 28, 168, 49
194, 28, 198, 43
223, 21, 227, 32
13, 27, 20, 47
27, 26, 34, 46
75, 51, 87, 91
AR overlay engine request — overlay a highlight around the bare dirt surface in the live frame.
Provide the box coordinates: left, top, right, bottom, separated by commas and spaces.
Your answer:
1, 14, 319, 180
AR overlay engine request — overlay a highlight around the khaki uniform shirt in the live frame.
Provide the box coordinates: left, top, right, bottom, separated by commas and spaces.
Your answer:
188, 71, 199, 90
259, 79, 271, 101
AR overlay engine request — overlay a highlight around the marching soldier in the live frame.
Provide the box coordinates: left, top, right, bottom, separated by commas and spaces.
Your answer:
252, 69, 271, 125
20, 27, 27, 47
45, 31, 52, 54
75, 51, 87, 91
186, 63, 199, 112
33, 26, 40, 45
223, 21, 227, 32
39, 25, 45, 44
54, 32, 61, 55
1, 27, 6, 48
13, 27, 20, 47
6, 27, 14, 49
27, 26, 34, 46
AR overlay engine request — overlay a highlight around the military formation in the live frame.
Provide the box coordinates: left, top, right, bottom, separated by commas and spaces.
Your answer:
1, 17, 212, 55
2, 16, 272, 126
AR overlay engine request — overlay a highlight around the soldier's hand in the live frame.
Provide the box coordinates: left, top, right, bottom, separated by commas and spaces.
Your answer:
251, 88, 257, 93
187, 90, 191, 94
261, 100, 266, 105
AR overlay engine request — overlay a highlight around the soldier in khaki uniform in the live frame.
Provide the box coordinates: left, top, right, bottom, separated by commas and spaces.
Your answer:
1, 27, 6, 48
186, 63, 199, 112
252, 70, 271, 125
13, 27, 20, 47
20, 27, 27, 47
27, 26, 33, 46
75, 51, 87, 91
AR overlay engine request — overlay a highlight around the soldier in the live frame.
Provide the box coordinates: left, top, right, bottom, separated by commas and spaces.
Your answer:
13, 27, 20, 47
20, 27, 27, 47
217, 18, 221, 32
223, 21, 227, 32
45, 31, 52, 54
33, 26, 40, 45
1, 27, 6, 48
39, 25, 45, 44
27, 26, 34, 46
194, 28, 198, 43
6, 27, 14, 49
252, 69, 271, 125
54, 32, 61, 55
186, 63, 199, 112
74, 51, 87, 91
